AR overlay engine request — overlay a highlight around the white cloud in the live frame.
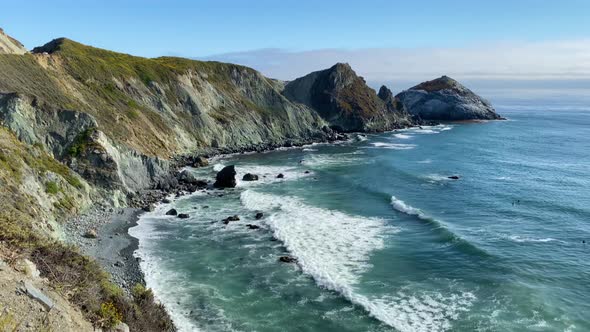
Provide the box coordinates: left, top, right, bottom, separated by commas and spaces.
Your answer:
204, 39, 590, 85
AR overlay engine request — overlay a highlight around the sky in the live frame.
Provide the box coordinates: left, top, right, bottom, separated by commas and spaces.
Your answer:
2, 0, 590, 97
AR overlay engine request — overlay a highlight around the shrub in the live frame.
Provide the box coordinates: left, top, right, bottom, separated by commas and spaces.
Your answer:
99, 302, 122, 328
45, 181, 59, 194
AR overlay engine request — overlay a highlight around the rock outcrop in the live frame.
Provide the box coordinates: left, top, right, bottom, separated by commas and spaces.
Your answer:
0, 28, 26, 54
283, 63, 414, 132
214, 165, 237, 188
396, 76, 503, 121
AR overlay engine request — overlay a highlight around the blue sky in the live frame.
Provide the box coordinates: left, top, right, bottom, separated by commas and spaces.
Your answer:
3, 0, 589, 56
2, 0, 589, 96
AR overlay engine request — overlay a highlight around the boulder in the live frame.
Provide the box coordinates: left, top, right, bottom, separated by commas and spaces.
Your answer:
111, 322, 130, 332
177, 213, 190, 219
214, 165, 237, 188
162, 198, 172, 204
255, 212, 264, 220
177, 169, 199, 184
279, 256, 297, 263
193, 156, 209, 167
22, 281, 54, 310
242, 173, 259, 181
165, 208, 178, 216
83, 229, 98, 239
276, 173, 284, 179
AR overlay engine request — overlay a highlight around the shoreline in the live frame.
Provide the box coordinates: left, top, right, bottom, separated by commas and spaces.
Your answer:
64, 207, 146, 291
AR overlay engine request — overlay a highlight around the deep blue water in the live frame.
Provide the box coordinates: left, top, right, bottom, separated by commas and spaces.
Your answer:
130, 105, 590, 332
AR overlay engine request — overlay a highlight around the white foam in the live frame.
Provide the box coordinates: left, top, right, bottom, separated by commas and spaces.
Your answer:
241, 190, 474, 332
302, 153, 368, 168
508, 235, 563, 244
394, 133, 413, 139
391, 196, 430, 220
234, 164, 312, 187
424, 174, 454, 183
371, 142, 416, 150
418, 159, 433, 164
302, 148, 318, 152
129, 215, 204, 332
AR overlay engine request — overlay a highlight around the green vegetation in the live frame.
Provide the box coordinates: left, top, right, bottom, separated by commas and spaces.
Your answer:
45, 181, 59, 194
99, 302, 122, 328
67, 128, 100, 158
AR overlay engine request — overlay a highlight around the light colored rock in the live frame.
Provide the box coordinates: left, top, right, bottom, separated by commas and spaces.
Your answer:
23, 280, 54, 310
110, 322, 130, 332
23, 259, 41, 279
396, 75, 502, 121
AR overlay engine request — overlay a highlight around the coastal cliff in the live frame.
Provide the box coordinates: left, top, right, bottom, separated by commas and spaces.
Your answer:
396, 75, 503, 121
283, 63, 414, 132
0, 28, 502, 331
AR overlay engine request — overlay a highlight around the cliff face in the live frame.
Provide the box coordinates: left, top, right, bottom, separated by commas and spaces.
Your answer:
396, 76, 502, 121
0, 38, 336, 194
0, 28, 27, 54
283, 63, 414, 132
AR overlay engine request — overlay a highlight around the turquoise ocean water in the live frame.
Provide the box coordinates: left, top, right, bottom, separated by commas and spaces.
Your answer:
130, 103, 590, 332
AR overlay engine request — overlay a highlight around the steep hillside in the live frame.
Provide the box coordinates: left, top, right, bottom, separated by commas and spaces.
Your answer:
282, 63, 414, 132
0, 28, 26, 54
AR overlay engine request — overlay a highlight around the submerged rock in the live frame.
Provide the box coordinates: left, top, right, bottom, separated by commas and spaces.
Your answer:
396, 76, 503, 121
246, 224, 260, 230
279, 256, 297, 263
276, 173, 284, 179
223, 215, 240, 224
177, 213, 190, 219
214, 165, 237, 188
255, 212, 264, 220
448, 176, 460, 180
242, 173, 259, 181
165, 208, 178, 216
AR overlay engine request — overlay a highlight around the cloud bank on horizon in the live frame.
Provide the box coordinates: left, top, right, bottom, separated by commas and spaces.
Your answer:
205, 39, 590, 95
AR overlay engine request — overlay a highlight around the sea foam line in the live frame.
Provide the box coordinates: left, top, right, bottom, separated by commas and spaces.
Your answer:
241, 190, 475, 332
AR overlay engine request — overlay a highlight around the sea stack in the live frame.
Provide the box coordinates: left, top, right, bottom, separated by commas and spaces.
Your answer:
396, 76, 503, 121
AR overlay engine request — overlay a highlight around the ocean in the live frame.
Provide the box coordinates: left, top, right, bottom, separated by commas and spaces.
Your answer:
129, 102, 590, 332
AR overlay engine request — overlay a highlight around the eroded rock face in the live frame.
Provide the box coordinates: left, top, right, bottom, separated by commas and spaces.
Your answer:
0, 28, 26, 55
396, 76, 503, 121
283, 63, 414, 132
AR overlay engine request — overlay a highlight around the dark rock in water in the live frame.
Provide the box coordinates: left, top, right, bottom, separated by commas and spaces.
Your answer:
246, 224, 260, 230
242, 173, 259, 181
143, 204, 155, 212
162, 198, 171, 204
448, 176, 460, 180
165, 208, 178, 216
396, 76, 503, 121
177, 213, 190, 219
255, 212, 264, 220
214, 165, 237, 188
203, 206, 209, 209
279, 256, 297, 263
223, 215, 240, 224
83, 229, 98, 239
276, 173, 284, 179
114, 261, 125, 267
304, 170, 310, 174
